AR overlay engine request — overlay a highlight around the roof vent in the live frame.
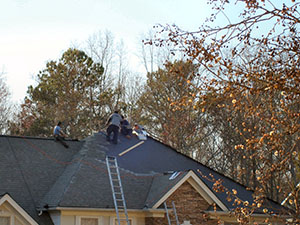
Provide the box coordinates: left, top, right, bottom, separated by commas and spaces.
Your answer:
169, 171, 180, 180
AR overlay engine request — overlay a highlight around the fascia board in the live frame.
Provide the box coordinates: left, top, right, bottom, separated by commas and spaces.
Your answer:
47, 207, 165, 213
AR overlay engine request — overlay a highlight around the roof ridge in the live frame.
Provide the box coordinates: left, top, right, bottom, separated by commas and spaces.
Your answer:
0, 134, 80, 142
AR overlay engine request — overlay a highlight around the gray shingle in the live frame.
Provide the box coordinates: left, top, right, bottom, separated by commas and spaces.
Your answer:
95, 131, 284, 212
0, 135, 83, 225
0, 131, 285, 225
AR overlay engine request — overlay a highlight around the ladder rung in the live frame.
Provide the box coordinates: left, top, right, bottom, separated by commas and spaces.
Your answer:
108, 160, 116, 163
107, 158, 116, 161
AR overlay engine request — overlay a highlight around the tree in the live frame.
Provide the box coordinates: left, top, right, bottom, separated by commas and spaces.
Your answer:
152, 0, 300, 223
83, 30, 139, 115
0, 72, 12, 134
84, 30, 115, 88
136, 60, 208, 156
10, 48, 114, 139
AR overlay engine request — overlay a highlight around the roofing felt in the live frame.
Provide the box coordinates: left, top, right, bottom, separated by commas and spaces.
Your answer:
0, 135, 83, 225
95, 131, 284, 213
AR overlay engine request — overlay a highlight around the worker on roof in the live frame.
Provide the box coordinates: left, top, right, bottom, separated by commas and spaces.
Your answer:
133, 124, 143, 134
132, 124, 147, 140
120, 115, 132, 138
53, 121, 69, 148
106, 110, 122, 144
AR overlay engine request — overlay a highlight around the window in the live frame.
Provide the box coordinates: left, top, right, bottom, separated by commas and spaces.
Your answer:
0, 217, 10, 225
81, 218, 98, 225
76, 216, 101, 225
114, 219, 132, 225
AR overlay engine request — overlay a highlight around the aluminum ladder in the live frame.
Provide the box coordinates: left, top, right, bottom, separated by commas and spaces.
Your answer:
106, 156, 130, 225
164, 201, 179, 225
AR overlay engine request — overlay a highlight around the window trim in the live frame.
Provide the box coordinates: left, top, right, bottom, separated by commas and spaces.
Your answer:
0, 215, 13, 225
75, 215, 102, 225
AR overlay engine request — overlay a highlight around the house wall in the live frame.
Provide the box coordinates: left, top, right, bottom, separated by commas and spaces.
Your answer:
56, 210, 146, 225
146, 181, 218, 225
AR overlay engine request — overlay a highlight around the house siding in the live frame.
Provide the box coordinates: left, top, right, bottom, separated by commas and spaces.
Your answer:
58, 211, 145, 225
146, 181, 218, 225
0, 201, 32, 225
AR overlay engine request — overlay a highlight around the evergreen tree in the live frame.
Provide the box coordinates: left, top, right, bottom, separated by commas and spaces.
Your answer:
10, 48, 115, 139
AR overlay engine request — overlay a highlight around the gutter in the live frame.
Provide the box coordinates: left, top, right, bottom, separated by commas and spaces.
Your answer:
42, 207, 165, 213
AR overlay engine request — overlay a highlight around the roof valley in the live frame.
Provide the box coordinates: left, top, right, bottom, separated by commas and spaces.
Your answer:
39, 136, 95, 209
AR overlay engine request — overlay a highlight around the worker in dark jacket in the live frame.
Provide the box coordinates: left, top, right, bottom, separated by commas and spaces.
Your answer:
106, 110, 122, 144
120, 115, 132, 138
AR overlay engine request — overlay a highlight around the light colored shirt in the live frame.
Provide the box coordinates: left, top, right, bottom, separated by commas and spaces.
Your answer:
108, 113, 122, 126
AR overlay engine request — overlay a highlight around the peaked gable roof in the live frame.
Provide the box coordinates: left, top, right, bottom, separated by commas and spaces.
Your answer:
146, 170, 227, 211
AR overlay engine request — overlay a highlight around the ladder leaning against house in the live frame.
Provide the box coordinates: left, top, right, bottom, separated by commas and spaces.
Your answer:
164, 201, 179, 225
106, 156, 130, 225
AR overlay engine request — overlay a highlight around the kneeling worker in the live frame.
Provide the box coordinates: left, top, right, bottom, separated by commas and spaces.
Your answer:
53, 121, 69, 148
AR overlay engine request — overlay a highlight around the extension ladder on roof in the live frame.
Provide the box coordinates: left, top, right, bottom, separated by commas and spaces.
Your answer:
106, 156, 130, 225
164, 201, 179, 225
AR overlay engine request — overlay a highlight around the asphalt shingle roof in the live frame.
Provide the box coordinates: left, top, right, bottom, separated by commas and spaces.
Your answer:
94, 131, 284, 212
0, 131, 285, 225
0, 135, 83, 225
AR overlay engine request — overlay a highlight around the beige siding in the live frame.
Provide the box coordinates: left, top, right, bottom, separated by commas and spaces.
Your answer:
0, 202, 32, 225
58, 210, 147, 225
101, 216, 110, 225
61, 215, 75, 225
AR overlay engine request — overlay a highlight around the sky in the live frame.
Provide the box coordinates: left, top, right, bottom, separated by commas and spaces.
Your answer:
1, 0, 212, 103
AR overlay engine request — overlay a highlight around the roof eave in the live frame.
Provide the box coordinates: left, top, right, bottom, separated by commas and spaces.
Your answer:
44, 207, 165, 213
